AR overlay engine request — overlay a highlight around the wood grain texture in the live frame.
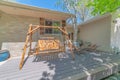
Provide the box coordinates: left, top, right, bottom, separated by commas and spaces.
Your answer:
38, 39, 60, 51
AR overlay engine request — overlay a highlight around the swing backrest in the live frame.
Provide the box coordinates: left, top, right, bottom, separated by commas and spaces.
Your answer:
38, 37, 60, 51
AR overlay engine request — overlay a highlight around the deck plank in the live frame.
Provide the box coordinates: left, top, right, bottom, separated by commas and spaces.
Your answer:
0, 51, 120, 80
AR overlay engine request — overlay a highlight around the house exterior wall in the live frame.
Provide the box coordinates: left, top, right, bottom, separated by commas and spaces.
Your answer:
0, 11, 39, 48
111, 9, 120, 50
78, 15, 112, 51
0, 11, 72, 49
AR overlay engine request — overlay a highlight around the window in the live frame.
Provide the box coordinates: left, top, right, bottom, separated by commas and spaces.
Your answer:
44, 20, 60, 34
45, 20, 52, 34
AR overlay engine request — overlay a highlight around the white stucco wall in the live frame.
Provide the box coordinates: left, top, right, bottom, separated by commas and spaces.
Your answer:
78, 15, 112, 51
0, 11, 39, 48
111, 9, 120, 50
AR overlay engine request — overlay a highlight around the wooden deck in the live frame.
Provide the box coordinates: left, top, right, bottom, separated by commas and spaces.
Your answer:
0, 51, 120, 80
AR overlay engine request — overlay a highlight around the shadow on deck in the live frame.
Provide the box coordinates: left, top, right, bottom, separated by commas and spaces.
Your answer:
0, 51, 120, 80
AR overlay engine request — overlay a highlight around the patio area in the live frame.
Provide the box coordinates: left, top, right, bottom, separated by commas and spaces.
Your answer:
0, 43, 120, 80
0, 0, 120, 80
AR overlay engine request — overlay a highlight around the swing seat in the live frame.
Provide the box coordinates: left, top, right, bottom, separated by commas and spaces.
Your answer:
35, 38, 65, 55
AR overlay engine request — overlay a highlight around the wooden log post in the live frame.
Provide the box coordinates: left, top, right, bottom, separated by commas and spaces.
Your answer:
61, 20, 75, 60
66, 34, 75, 60
19, 24, 32, 69
62, 20, 66, 48
29, 25, 33, 55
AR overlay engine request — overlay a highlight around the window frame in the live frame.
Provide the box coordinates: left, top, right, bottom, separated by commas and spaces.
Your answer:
44, 19, 61, 34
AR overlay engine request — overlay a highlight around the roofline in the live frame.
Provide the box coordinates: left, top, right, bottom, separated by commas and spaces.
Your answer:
0, 1, 75, 18
78, 13, 111, 26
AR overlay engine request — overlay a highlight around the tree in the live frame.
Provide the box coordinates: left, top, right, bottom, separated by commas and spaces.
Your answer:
56, 0, 92, 42
56, 0, 92, 22
87, 0, 120, 16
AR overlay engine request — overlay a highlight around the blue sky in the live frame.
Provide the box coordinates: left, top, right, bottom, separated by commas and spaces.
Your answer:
11, 0, 63, 12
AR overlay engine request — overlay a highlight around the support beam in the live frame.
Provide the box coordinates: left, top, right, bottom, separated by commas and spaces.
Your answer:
27, 25, 68, 35
19, 35, 30, 69
29, 25, 33, 55
19, 24, 32, 69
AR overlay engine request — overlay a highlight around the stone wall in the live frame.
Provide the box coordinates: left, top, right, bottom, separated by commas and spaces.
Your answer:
0, 11, 39, 49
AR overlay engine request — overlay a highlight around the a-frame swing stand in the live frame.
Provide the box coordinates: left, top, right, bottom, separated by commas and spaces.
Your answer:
19, 24, 75, 69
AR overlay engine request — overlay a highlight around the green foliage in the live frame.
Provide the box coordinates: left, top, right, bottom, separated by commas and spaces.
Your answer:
55, 0, 93, 22
53, 21, 60, 26
52, 21, 60, 34
87, 0, 120, 15
118, 13, 120, 17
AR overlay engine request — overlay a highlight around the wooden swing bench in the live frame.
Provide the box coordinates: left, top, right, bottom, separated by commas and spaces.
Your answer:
19, 24, 75, 70
35, 38, 65, 55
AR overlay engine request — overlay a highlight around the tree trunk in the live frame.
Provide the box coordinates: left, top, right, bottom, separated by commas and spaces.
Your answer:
73, 16, 77, 42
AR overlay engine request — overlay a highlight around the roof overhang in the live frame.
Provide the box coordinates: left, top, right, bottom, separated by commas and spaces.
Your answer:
0, 1, 75, 20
